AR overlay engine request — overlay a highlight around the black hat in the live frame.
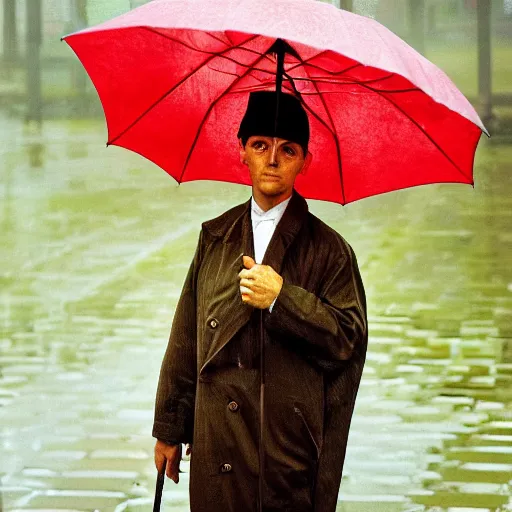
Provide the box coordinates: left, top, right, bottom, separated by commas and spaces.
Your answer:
237, 90, 309, 156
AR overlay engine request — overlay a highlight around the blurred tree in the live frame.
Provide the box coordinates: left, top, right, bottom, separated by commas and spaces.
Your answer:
407, 0, 425, 55
70, 0, 88, 113
86, 0, 131, 25
3, 0, 18, 68
477, 0, 493, 126
70, 0, 88, 31
354, 0, 379, 18
76, 0, 88, 25
340, 0, 353, 10
26, 0, 42, 125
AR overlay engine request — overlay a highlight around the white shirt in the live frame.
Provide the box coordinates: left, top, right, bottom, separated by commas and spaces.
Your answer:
250, 195, 291, 312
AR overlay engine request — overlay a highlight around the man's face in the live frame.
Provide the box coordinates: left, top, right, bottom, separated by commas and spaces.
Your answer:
239, 135, 306, 201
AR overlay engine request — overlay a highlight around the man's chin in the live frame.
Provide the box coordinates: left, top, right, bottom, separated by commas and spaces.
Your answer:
258, 183, 284, 197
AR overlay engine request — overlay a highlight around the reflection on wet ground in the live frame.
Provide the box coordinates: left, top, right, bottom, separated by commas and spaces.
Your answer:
0, 117, 511, 511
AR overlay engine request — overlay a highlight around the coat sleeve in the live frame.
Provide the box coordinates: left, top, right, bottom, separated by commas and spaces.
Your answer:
264, 237, 367, 372
152, 230, 204, 445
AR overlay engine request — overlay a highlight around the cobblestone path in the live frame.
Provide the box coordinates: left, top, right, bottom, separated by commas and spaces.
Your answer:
1, 118, 511, 511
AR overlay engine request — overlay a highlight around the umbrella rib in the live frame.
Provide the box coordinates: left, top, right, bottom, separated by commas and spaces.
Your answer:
287, 59, 346, 204
372, 87, 421, 94
356, 81, 472, 182
144, 37, 377, 87
288, 58, 431, 97
225, 31, 277, 62
139, 33, 407, 93
293, 84, 422, 95
288, 59, 362, 77
107, 31, 259, 145
204, 31, 233, 46
289, 73, 419, 89
282, 72, 339, 141
285, 67, 424, 95
287, 49, 469, 183
276, 71, 423, 95
178, 49, 270, 183
208, 66, 243, 79
341, 73, 395, 85
269, 67, 422, 93
287, 49, 331, 71
144, 27, 264, 59
337, 82, 422, 94
296, 87, 421, 95
226, 82, 296, 95
190, 58, 277, 80
290, 75, 396, 86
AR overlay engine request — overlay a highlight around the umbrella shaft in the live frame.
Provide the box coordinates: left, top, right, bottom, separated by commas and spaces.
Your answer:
259, 309, 265, 512
274, 42, 285, 135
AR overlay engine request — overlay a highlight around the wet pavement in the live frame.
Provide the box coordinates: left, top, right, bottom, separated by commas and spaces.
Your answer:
0, 116, 511, 512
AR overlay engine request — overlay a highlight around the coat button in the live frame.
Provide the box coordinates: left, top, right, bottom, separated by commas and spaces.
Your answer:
228, 401, 239, 412
220, 463, 232, 473
208, 318, 219, 329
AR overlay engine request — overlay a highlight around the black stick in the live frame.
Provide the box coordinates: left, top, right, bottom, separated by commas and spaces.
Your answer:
153, 470, 165, 512
274, 40, 286, 134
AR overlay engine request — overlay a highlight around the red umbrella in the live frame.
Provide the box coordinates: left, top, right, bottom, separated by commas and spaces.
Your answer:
62, 0, 487, 206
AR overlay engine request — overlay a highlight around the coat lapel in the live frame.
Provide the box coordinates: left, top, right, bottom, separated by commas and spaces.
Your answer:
200, 189, 309, 373
261, 188, 309, 275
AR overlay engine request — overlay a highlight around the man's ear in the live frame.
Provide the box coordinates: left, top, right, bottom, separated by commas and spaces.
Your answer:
300, 151, 313, 175
239, 138, 247, 165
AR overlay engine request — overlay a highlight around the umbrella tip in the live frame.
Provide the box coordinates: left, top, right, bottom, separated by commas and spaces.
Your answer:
106, 142, 110, 148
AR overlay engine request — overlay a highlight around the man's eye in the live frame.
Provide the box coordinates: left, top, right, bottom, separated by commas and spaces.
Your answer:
284, 147, 295, 156
253, 142, 266, 150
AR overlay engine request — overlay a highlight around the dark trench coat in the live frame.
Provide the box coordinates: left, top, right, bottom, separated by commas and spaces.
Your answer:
153, 189, 368, 512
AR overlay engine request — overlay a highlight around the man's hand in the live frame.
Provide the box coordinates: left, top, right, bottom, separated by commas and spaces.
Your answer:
238, 255, 283, 309
154, 440, 191, 483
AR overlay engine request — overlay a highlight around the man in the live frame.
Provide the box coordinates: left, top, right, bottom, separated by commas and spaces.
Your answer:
153, 91, 367, 512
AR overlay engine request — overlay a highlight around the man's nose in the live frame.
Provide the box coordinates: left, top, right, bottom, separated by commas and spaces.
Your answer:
269, 138, 278, 167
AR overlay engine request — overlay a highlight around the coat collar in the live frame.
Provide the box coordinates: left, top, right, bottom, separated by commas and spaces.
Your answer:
202, 188, 309, 275
200, 188, 309, 372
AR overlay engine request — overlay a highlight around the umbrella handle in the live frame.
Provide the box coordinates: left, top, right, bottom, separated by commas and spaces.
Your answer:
153, 469, 165, 512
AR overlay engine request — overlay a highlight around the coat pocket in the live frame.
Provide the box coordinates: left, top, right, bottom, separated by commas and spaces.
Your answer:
293, 406, 322, 462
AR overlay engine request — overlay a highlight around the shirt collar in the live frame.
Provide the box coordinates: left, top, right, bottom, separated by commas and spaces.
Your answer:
251, 195, 292, 221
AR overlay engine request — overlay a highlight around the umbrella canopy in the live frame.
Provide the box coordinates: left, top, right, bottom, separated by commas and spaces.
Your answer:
62, 0, 487, 205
